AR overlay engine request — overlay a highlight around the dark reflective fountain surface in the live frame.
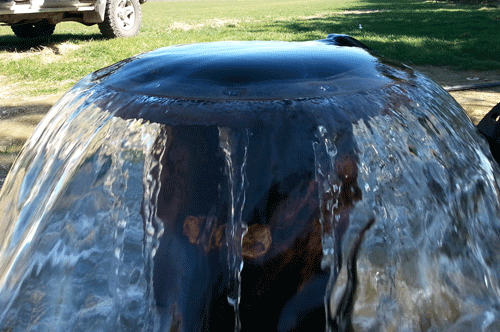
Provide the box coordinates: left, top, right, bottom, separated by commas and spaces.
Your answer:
1, 37, 500, 332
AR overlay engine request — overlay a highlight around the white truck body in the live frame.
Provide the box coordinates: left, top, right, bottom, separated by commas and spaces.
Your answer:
0, 0, 144, 38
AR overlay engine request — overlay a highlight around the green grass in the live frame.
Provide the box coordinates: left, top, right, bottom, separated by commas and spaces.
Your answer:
0, 0, 499, 97
0, 143, 23, 155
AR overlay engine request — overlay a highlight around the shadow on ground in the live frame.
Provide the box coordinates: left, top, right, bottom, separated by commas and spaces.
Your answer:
0, 32, 105, 53
270, 0, 500, 70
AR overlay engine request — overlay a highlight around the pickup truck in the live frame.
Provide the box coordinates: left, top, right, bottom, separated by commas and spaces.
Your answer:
0, 0, 145, 38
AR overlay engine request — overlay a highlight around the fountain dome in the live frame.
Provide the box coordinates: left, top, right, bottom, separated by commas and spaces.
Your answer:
1, 36, 500, 332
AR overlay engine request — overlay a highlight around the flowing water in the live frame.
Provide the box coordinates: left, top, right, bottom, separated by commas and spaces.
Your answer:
1, 44, 500, 332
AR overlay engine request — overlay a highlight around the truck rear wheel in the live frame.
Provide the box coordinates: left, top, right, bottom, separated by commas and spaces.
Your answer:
98, 0, 141, 38
11, 20, 56, 38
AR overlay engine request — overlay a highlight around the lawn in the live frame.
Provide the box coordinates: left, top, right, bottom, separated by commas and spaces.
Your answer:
0, 0, 499, 97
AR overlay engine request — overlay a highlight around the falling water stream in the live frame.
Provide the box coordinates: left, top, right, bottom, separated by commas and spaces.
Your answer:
218, 127, 249, 330
1, 40, 500, 331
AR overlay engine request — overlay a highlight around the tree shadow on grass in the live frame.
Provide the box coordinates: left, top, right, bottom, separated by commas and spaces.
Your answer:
272, 0, 500, 70
0, 32, 105, 53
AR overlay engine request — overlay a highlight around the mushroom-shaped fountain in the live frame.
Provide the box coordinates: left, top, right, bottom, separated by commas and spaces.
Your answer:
1, 35, 500, 331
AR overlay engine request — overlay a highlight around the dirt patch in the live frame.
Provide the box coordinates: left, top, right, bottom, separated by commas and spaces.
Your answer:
448, 89, 500, 124
0, 42, 81, 63
0, 90, 63, 189
341, 9, 391, 15
0, 66, 498, 189
300, 9, 390, 20
169, 18, 241, 31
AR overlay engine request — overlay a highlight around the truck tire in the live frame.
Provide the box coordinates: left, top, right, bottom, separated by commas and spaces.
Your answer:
11, 20, 56, 38
98, 0, 141, 38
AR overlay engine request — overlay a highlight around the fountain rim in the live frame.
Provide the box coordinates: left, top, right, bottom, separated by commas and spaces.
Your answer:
91, 39, 415, 102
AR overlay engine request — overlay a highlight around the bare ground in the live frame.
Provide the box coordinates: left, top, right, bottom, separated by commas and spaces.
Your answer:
0, 66, 499, 188
414, 66, 500, 124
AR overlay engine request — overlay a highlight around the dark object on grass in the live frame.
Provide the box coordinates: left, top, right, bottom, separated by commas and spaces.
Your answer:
477, 102, 500, 164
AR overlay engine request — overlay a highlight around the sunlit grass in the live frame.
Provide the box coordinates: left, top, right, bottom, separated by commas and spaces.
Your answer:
0, 0, 499, 97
